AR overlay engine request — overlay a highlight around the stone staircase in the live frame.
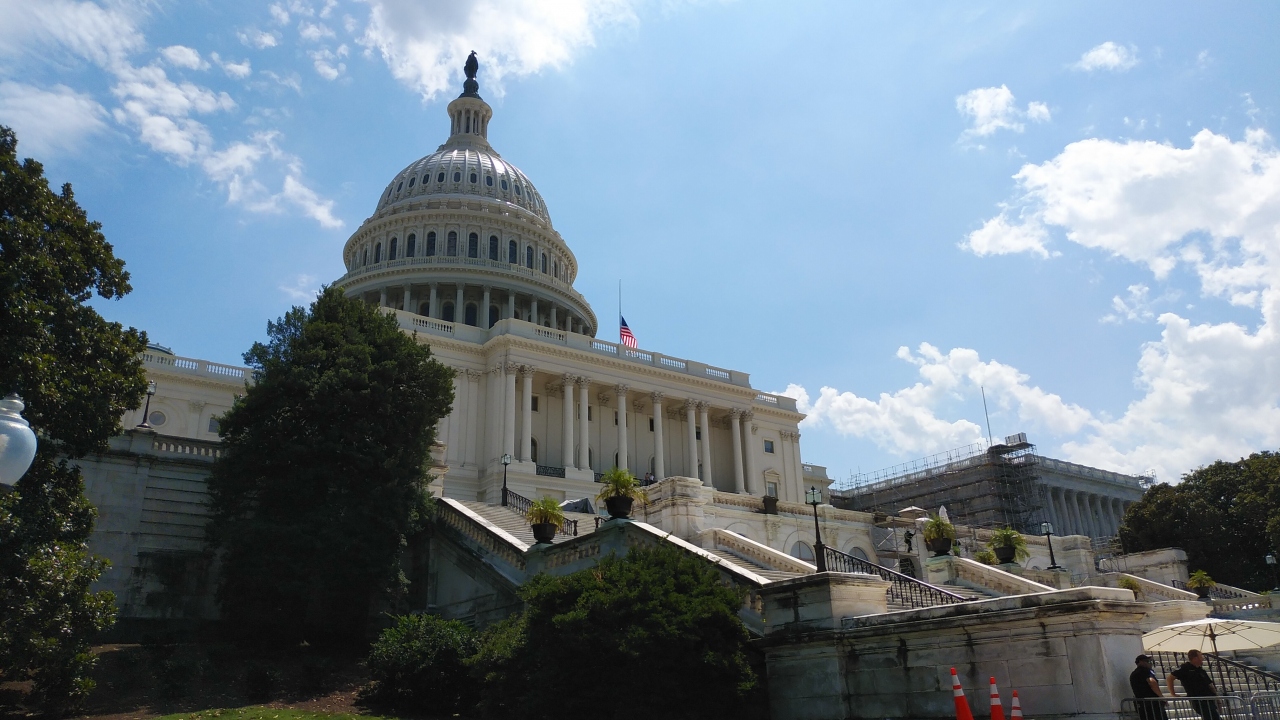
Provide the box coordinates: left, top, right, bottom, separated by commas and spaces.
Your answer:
946, 577, 1005, 599
702, 547, 806, 584
454, 500, 599, 548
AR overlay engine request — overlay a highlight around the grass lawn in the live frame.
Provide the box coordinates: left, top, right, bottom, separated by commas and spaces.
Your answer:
150, 709, 391, 720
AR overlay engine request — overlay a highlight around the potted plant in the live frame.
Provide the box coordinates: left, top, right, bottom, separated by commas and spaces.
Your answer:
1118, 575, 1144, 600
987, 527, 1030, 564
1187, 570, 1216, 599
923, 515, 956, 557
974, 549, 998, 566
526, 496, 565, 544
596, 467, 648, 519
762, 495, 779, 515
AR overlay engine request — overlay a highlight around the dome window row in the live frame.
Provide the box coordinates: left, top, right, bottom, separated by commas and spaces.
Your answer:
352, 230, 570, 280
379, 153, 545, 219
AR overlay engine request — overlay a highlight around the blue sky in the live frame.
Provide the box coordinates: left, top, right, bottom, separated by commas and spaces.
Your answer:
3, 1, 1278, 485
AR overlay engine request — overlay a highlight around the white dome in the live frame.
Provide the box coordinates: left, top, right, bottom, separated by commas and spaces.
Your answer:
376, 145, 551, 224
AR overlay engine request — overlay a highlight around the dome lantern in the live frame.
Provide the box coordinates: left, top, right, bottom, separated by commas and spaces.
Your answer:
446, 51, 492, 148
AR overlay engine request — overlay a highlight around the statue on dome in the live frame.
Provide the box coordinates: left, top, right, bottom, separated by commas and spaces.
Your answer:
462, 51, 480, 97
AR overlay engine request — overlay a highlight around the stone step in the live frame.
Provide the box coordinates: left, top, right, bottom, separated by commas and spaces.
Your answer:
454, 500, 598, 547
701, 548, 804, 584
947, 577, 1005, 598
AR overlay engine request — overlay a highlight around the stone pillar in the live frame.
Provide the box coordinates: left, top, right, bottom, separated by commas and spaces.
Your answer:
429, 283, 438, 319
1076, 492, 1092, 537
698, 402, 712, 487
503, 362, 516, 458
792, 431, 805, 495
577, 377, 590, 470
380, 287, 388, 307
550, 304, 558, 329
561, 375, 575, 469
507, 291, 515, 320
404, 284, 413, 313
1113, 498, 1125, 533
531, 298, 539, 325
455, 284, 465, 322
482, 286, 491, 328
1046, 486, 1061, 533
684, 400, 698, 478
651, 393, 665, 480
615, 385, 628, 471
520, 367, 534, 462
742, 411, 759, 494
729, 409, 745, 494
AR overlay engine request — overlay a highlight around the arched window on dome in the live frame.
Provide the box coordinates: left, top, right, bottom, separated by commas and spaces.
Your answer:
541, 253, 547, 274
419, 301, 430, 317
442, 302, 455, 323
508, 240, 518, 264
389, 237, 398, 261
453, 171, 461, 182
468, 233, 478, 258
469, 172, 478, 184
485, 175, 493, 187
408, 176, 415, 188
447, 231, 458, 256
374, 243, 382, 264
361, 249, 368, 266
464, 303, 478, 327
525, 246, 534, 269
426, 232, 437, 256
406, 234, 416, 258
790, 541, 815, 562
501, 178, 509, 191
488, 305, 499, 328
488, 235, 499, 261
396, 181, 402, 193
437, 172, 445, 183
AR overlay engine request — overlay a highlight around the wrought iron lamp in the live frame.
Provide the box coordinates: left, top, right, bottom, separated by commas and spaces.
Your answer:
0, 393, 38, 486
1267, 553, 1278, 592
136, 381, 157, 429
500, 453, 512, 506
1042, 521, 1063, 570
806, 486, 827, 572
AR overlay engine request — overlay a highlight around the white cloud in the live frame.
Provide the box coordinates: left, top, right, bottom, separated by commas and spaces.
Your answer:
0, 0, 145, 68
159, 44, 208, 70
269, 3, 290, 25
0, 81, 106, 157
299, 21, 335, 42
202, 131, 344, 228
279, 273, 319, 301
1102, 284, 1155, 324
358, 0, 639, 99
1073, 41, 1138, 72
210, 52, 252, 79
239, 29, 279, 49
961, 210, 1051, 258
955, 85, 1050, 140
310, 45, 348, 80
109, 63, 235, 163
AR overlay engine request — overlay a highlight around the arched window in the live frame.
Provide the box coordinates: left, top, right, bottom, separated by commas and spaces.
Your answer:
361, 249, 368, 266
464, 303, 478, 326
419, 301, 430, 316
508, 240, 518, 264
554, 261, 559, 278
442, 302, 455, 323
488, 235, 499, 260
453, 171, 461, 182
485, 175, 493, 187
447, 231, 458, 256
374, 243, 382, 263
406, 234, 416, 257
525, 246, 534, 269
437, 172, 445, 182
488, 305, 499, 328
408, 176, 416, 188
389, 237, 398, 260
396, 181, 403, 193
588, 448, 594, 470
501, 178, 509, 191
469, 172, 478, 184
541, 253, 547, 274
426, 231, 436, 256
791, 542, 815, 561
468, 233, 478, 258
531, 439, 538, 464
848, 547, 869, 561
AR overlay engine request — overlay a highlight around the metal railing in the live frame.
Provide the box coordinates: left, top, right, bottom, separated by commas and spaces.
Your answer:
1121, 695, 1247, 720
821, 545, 969, 609
501, 487, 577, 536
1172, 580, 1248, 600
535, 464, 565, 478
1148, 652, 1280, 697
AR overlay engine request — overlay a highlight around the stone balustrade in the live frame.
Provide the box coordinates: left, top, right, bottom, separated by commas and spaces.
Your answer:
701, 527, 817, 574
142, 351, 248, 382
926, 556, 1054, 597
1096, 572, 1197, 602
436, 498, 527, 572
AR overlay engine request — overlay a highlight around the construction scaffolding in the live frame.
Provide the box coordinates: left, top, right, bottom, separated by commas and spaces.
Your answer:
832, 434, 1046, 534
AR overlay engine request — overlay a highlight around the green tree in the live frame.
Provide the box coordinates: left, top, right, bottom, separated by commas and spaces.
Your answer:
1120, 451, 1280, 590
207, 287, 454, 646
473, 543, 758, 720
361, 613, 479, 715
0, 125, 148, 709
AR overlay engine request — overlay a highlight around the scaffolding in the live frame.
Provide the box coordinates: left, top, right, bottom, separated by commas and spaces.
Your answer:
832, 435, 1046, 534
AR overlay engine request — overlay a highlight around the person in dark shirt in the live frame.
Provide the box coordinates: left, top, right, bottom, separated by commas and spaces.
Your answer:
1168, 649, 1220, 720
1130, 655, 1168, 720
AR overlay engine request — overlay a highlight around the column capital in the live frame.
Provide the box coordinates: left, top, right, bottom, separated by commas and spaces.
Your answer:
632, 400, 647, 413
696, 400, 711, 412
613, 384, 629, 397
504, 361, 520, 374
464, 369, 484, 379
575, 376, 591, 389
682, 398, 698, 412
728, 408, 742, 420
650, 391, 664, 404
561, 373, 576, 388
740, 410, 754, 422
519, 364, 537, 377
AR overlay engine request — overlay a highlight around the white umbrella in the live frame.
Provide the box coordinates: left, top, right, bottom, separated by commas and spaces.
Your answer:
1144, 618, 1280, 655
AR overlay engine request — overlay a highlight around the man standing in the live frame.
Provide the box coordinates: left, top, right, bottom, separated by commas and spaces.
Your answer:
1131, 655, 1168, 720
1168, 649, 1221, 720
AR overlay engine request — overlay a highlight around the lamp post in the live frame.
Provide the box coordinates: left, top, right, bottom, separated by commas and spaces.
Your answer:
0, 393, 38, 487
500, 453, 512, 506
1267, 553, 1279, 592
136, 381, 157, 429
807, 486, 827, 572
1042, 521, 1063, 570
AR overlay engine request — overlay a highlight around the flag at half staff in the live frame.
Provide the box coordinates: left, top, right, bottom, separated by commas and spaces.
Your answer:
620, 316, 637, 349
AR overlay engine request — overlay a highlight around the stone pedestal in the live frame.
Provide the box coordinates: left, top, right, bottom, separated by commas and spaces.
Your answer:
760, 573, 892, 635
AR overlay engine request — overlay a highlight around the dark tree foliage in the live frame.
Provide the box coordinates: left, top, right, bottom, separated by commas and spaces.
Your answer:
361, 613, 479, 715
473, 543, 758, 720
0, 125, 148, 710
1120, 451, 1280, 591
207, 287, 454, 646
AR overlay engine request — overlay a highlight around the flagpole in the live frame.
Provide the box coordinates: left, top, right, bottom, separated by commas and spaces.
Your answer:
618, 279, 622, 343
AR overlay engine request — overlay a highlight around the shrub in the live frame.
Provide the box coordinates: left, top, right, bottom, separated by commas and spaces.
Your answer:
974, 549, 998, 565
595, 466, 648, 502
1187, 570, 1216, 590
362, 613, 478, 715
987, 527, 1030, 562
526, 496, 566, 530
923, 514, 956, 541
1118, 575, 1143, 599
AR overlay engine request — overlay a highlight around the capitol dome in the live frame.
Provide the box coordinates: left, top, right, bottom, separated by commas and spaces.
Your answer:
337, 54, 596, 337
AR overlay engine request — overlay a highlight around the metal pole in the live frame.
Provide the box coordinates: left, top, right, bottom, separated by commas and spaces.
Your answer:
1046, 530, 1061, 569
502, 462, 509, 506
812, 501, 827, 572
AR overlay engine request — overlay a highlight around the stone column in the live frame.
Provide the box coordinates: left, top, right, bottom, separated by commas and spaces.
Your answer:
531, 298, 539, 325
1093, 495, 1108, 537
1076, 492, 1092, 537
651, 393, 665, 481
615, 385, 629, 471
380, 287, 388, 307
455, 284, 465, 322
507, 291, 515, 321
550, 304, 558, 329
684, 400, 698, 478
698, 402, 713, 487
1061, 489, 1076, 535
729, 409, 745, 494
1113, 498, 1125, 533
577, 377, 590, 470
1047, 486, 1062, 533
561, 375, 574, 469
482, 286, 491, 327
792, 432, 806, 496
520, 367, 534, 462
404, 284, 413, 313
503, 362, 517, 458
742, 412, 759, 495
429, 283, 439, 319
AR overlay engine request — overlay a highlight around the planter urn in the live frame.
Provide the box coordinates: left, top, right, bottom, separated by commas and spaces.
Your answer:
1194, 586, 1211, 600
604, 496, 633, 519
993, 545, 1017, 564
531, 522, 557, 544
762, 496, 779, 515
927, 537, 953, 557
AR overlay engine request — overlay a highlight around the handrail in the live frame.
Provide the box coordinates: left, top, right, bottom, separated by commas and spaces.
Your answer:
1148, 650, 1280, 697
1172, 579, 1250, 600
434, 499, 527, 571
502, 487, 577, 536
821, 545, 969, 609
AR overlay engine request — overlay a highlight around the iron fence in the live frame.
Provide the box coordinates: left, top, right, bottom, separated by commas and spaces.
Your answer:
1148, 652, 1280, 697
821, 545, 969, 609
502, 487, 577, 536
1121, 695, 1248, 720
1172, 580, 1247, 600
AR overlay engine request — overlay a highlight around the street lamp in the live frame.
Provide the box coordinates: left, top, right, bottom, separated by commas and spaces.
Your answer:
500, 453, 512, 506
0, 393, 38, 486
1266, 553, 1278, 592
136, 381, 157, 429
806, 486, 827, 572
1042, 521, 1063, 570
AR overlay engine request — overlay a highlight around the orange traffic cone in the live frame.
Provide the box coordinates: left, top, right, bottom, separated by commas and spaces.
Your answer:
989, 677, 1005, 720
1010, 690, 1023, 720
951, 668, 975, 720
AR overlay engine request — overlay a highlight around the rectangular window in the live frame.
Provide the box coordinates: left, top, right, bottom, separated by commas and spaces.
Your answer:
207, 417, 220, 433
531, 396, 540, 412
764, 440, 775, 454
649, 418, 654, 432
695, 428, 701, 440
767, 481, 779, 498
614, 410, 618, 426
588, 406, 593, 422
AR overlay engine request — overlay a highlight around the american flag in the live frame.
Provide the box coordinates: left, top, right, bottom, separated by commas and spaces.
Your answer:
619, 316, 637, 349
